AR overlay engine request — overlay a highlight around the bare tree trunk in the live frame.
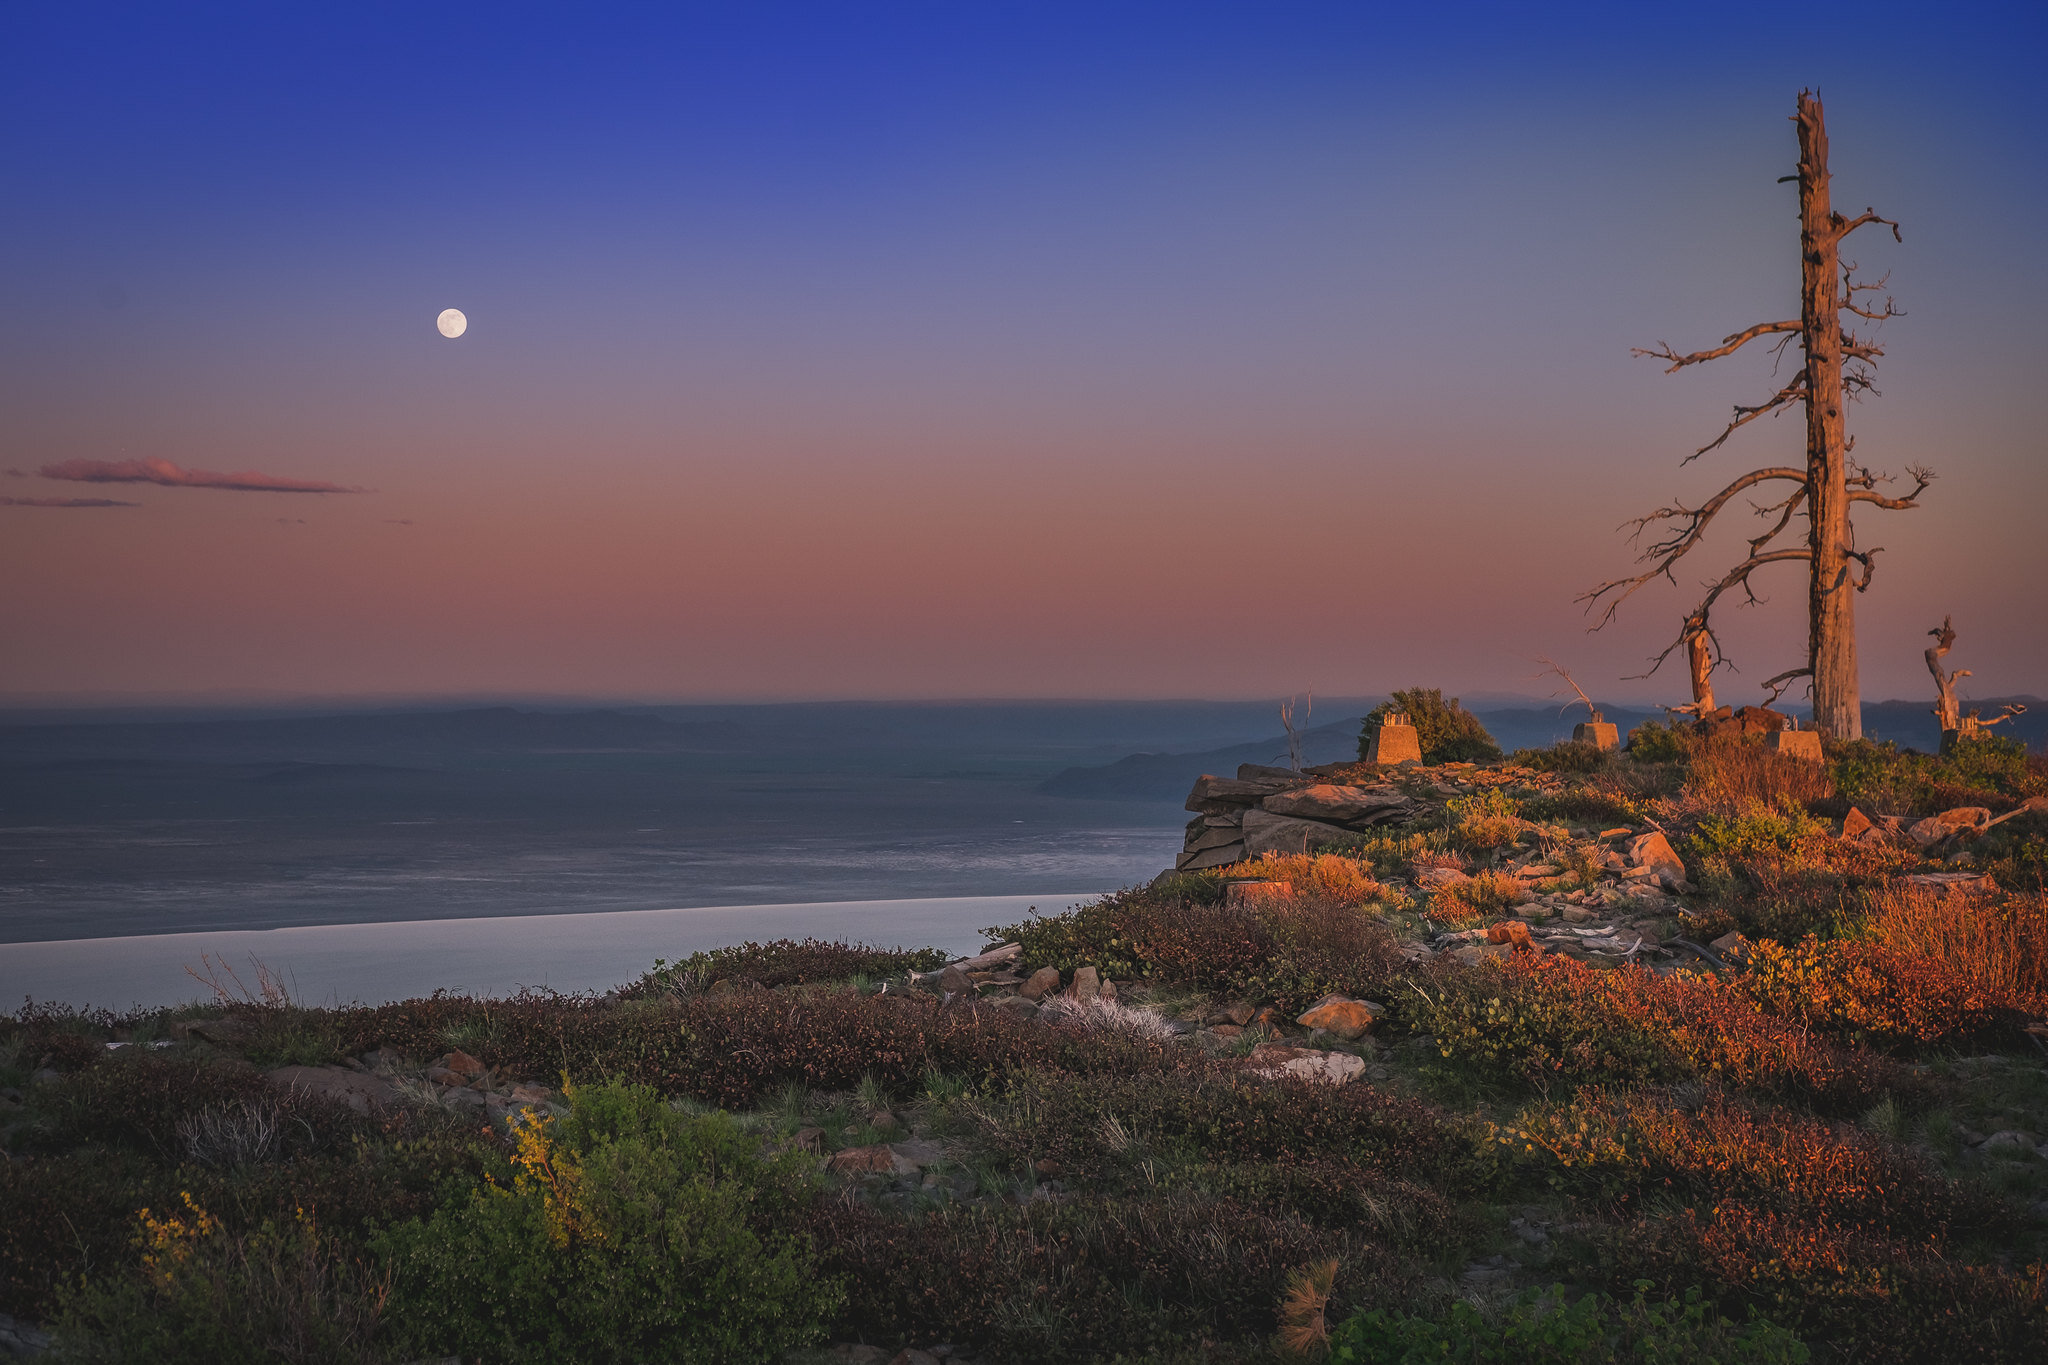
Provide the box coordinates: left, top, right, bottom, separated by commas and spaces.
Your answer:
1926, 615, 1962, 738
1797, 94, 1860, 739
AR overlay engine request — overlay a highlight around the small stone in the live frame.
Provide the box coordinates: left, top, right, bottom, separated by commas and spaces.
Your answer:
507, 1082, 552, 1106
1019, 966, 1061, 1001
423, 1066, 464, 1088
440, 1050, 486, 1080
1562, 906, 1596, 923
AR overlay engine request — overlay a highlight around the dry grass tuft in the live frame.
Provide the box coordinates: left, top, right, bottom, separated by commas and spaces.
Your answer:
1218, 853, 1382, 906
1863, 884, 2048, 1004
1685, 736, 1833, 816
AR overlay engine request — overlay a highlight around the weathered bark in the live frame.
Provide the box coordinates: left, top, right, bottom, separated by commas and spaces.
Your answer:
1685, 622, 1716, 715
1797, 94, 1860, 739
1925, 615, 1963, 736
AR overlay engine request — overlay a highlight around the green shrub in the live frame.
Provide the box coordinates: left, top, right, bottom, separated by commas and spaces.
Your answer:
1627, 720, 1691, 763
1687, 810, 1827, 862
1514, 740, 1615, 774
629, 938, 951, 997
378, 1080, 839, 1364
1361, 688, 1502, 764
1327, 1284, 1807, 1364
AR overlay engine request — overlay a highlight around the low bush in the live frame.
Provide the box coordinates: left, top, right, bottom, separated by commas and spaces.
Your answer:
1828, 736, 2046, 818
1609, 1203, 2048, 1364
1403, 957, 1917, 1112
1449, 788, 1528, 853
988, 886, 1407, 1013
1431, 869, 1528, 924
1734, 932, 2046, 1049
1361, 688, 1502, 764
1627, 721, 1691, 764
811, 1192, 1407, 1358
1495, 1089, 2007, 1242
1512, 739, 1616, 774
1326, 1283, 1807, 1364
1862, 883, 2048, 999
626, 939, 951, 997
378, 1080, 838, 1364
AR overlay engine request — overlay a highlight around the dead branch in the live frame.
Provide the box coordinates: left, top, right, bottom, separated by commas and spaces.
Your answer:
1533, 656, 1600, 720
1579, 467, 1806, 627
1632, 320, 1801, 373
1836, 209, 1902, 243
1848, 463, 1934, 509
1760, 667, 1813, 706
1626, 548, 1808, 687
1682, 381, 1809, 466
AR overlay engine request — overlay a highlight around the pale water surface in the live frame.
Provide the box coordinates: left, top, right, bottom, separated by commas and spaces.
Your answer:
0, 893, 1096, 1012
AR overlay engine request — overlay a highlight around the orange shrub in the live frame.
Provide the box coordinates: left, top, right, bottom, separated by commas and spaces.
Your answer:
1863, 884, 2048, 1001
1407, 955, 1916, 1111
1500, 1090, 2004, 1241
1214, 853, 1381, 905
1735, 935, 2043, 1048
1614, 1203, 2048, 1364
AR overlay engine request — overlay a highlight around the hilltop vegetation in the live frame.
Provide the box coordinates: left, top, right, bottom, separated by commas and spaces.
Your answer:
3, 728, 2047, 1362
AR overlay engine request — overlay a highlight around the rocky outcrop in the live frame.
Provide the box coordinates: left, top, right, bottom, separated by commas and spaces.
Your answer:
1174, 765, 1418, 870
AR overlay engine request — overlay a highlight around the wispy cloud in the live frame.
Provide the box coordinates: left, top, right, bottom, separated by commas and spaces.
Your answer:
1, 495, 139, 508
37, 457, 367, 494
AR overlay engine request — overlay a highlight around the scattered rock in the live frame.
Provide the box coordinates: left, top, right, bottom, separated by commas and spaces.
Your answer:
789, 1126, 826, 1154
0, 1312, 54, 1357
830, 1346, 888, 1365
439, 1049, 486, 1080
1451, 943, 1513, 966
263, 1065, 398, 1116
1627, 831, 1687, 891
938, 965, 974, 997
1981, 1130, 2039, 1158
507, 1082, 552, 1106
1246, 1044, 1367, 1085
890, 1350, 942, 1365
1413, 865, 1470, 890
1019, 966, 1061, 1001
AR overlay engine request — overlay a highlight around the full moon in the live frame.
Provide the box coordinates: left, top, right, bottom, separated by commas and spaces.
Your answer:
436, 308, 467, 339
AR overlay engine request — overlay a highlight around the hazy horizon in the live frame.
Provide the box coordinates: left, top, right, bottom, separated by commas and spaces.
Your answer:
4, 2, 2044, 709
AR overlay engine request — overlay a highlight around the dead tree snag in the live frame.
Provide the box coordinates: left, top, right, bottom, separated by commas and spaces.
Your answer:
1926, 615, 2027, 753
1582, 91, 1929, 739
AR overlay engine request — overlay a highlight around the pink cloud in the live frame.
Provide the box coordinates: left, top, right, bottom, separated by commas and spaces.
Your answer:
1, 495, 139, 508
37, 456, 367, 494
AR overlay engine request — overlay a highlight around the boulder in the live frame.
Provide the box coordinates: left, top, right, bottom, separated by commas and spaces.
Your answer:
438, 1050, 486, 1080
1627, 831, 1687, 890
1908, 808, 1992, 847
1295, 997, 1383, 1040
1186, 773, 1301, 812
1246, 1044, 1367, 1085
938, 965, 974, 997
1261, 783, 1410, 826
1238, 763, 1310, 782
1413, 865, 1470, 890
1068, 966, 1102, 1004
1841, 807, 1877, 842
265, 1065, 397, 1116
1019, 966, 1061, 1001
507, 1082, 553, 1106
1981, 1130, 2039, 1158
1450, 942, 1513, 966
1241, 807, 1361, 856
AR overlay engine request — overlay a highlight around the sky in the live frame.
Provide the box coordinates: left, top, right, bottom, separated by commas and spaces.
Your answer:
3, 1, 2043, 708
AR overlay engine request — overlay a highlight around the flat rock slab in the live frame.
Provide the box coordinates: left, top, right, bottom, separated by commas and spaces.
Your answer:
1241, 807, 1361, 856
264, 1065, 399, 1115
1246, 1044, 1367, 1085
1261, 783, 1409, 825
